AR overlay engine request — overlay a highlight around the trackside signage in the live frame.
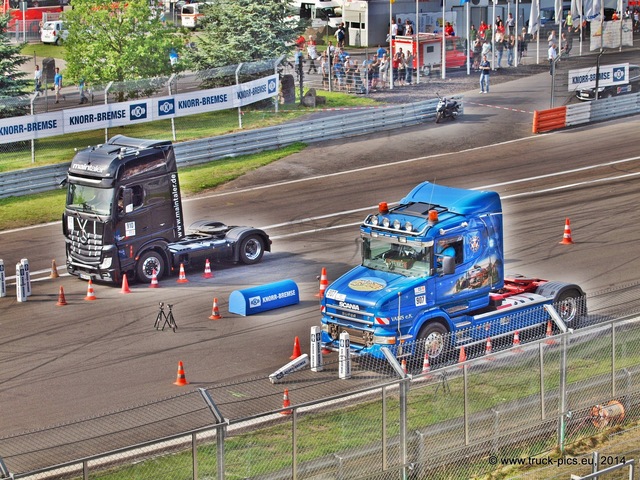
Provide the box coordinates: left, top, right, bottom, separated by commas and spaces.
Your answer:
0, 74, 279, 144
568, 63, 629, 91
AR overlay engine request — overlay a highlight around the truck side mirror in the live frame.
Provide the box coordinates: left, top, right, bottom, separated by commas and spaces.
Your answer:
442, 256, 455, 275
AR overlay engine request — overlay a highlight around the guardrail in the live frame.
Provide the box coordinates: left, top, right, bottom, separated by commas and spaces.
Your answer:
533, 92, 640, 133
0, 98, 457, 199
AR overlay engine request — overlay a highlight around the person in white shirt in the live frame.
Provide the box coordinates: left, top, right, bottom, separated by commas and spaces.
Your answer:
548, 43, 557, 75
34, 65, 42, 95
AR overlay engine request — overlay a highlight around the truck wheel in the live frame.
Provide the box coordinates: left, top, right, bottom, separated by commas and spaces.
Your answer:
555, 289, 584, 326
415, 322, 450, 368
239, 235, 265, 265
136, 250, 166, 283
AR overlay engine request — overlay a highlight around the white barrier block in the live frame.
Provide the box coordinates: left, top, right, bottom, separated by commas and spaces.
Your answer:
269, 354, 309, 384
339, 331, 351, 379
0, 259, 5, 298
21, 258, 31, 297
310, 326, 323, 372
16, 262, 27, 302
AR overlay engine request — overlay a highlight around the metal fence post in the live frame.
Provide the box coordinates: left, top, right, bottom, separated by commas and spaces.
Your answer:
235, 63, 243, 129
382, 385, 388, 471
104, 81, 113, 143
540, 342, 546, 420
464, 364, 469, 446
558, 332, 568, 454
0, 455, 11, 479
168, 74, 177, 141
611, 322, 616, 397
198, 388, 227, 480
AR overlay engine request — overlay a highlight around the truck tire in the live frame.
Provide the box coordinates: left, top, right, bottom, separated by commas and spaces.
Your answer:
136, 250, 166, 283
415, 321, 451, 368
555, 288, 584, 327
239, 234, 265, 265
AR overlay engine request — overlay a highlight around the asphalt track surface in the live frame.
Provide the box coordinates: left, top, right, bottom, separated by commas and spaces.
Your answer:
1, 66, 640, 440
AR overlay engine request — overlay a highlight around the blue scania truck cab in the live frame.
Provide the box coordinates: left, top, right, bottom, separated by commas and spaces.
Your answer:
320, 182, 585, 362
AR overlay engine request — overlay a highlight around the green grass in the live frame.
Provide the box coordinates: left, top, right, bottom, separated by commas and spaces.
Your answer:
68, 328, 640, 479
0, 143, 306, 230
20, 43, 66, 65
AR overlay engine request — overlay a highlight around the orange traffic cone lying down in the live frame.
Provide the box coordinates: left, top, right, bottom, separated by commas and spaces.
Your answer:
289, 336, 302, 360
84, 279, 97, 301
174, 361, 189, 386
559, 218, 574, 245
56, 286, 67, 306
280, 388, 293, 415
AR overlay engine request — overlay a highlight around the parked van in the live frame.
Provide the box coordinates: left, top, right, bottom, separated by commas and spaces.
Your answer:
181, 3, 210, 29
40, 20, 67, 45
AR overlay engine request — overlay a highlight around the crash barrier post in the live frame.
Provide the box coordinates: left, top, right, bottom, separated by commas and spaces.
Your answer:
21, 258, 31, 297
339, 331, 351, 379
15, 262, 27, 302
228, 279, 299, 316
0, 259, 5, 298
532, 106, 567, 134
310, 325, 323, 372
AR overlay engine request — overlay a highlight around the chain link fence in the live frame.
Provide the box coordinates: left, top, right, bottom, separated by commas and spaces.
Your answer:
2, 283, 640, 479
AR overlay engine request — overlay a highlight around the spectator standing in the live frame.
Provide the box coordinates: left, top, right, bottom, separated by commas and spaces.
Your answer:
78, 79, 89, 104
481, 38, 492, 58
34, 64, 42, 96
495, 35, 504, 68
506, 35, 515, 66
484, 24, 492, 42
404, 19, 414, 35
53, 67, 65, 103
517, 31, 527, 62
307, 36, 318, 74
335, 23, 346, 48
379, 53, 389, 88
405, 50, 414, 85
397, 17, 404, 35
479, 20, 488, 40
376, 44, 387, 59
562, 30, 573, 55
472, 38, 482, 70
391, 49, 400, 86
479, 54, 491, 93
369, 56, 380, 90
470, 24, 477, 43
444, 22, 454, 36
506, 13, 515, 35
548, 42, 557, 75
320, 52, 329, 89
390, 18, 398, 41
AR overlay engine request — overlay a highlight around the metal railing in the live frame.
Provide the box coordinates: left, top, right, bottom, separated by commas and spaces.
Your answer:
0, 97, 450, 199
3, 291, 640, 479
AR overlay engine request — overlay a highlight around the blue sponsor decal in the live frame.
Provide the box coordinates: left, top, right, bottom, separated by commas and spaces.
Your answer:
268, 79, 277, 94
129, 103, 147, 120
158, 99, 175, 116
612, 67, 626, 83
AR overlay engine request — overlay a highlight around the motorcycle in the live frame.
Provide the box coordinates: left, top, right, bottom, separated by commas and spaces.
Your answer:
435, 93, 460, 123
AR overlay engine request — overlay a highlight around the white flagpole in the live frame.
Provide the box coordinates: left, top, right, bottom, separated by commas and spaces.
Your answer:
442, 0, 447, 79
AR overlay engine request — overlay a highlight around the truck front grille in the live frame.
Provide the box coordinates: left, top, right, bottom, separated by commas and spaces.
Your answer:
68, 219, 104, 265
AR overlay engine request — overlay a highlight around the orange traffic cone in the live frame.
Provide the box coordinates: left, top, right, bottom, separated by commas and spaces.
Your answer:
56, 286, 67, 306
458, 345, 467, 366
173, 361, 189, 386
121, 273, 132, 294
513, 330, 521, 347
290, 336, 302, 360
176, 263, 189, 283
315, 267, 329, 298
485, 336, 493, 355
280, 388, 293, 415
422, 352, 431, 374
209, 298, 222, 320
50, 259, 59, 278
559, 218, 574, 245
149, 269, 159, 288
401, 358, 407, 374
545, 320, 556, 345
84, 279, 97, 301
202, 259, 213, 279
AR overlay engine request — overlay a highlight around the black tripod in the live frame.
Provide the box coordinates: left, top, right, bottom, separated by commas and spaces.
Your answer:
153, 302, 178, 332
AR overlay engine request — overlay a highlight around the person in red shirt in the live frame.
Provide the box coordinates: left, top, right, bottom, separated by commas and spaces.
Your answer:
478, 21, 488, 40
444, 22, 455, 36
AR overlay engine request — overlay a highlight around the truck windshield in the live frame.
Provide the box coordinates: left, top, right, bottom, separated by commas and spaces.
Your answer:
362, 237, 431, 277
66, 183, 114, 216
